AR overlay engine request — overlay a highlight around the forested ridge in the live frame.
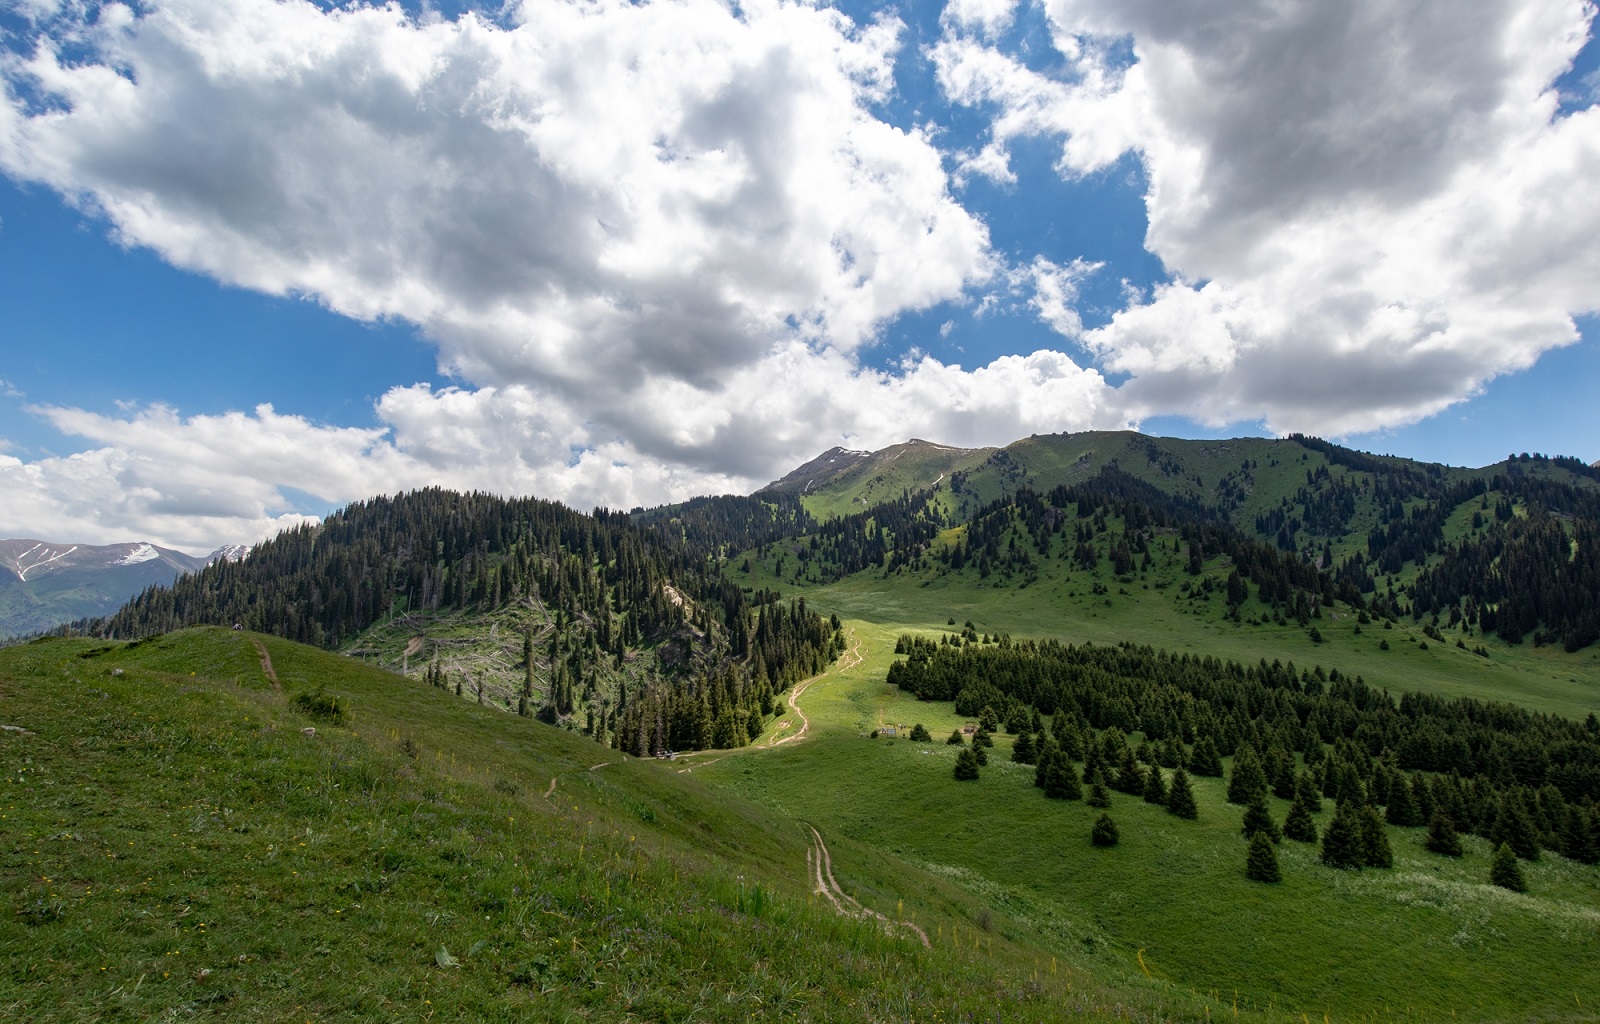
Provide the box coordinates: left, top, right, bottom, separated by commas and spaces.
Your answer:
73, 488, 842, 754
760, 443, 1600, 652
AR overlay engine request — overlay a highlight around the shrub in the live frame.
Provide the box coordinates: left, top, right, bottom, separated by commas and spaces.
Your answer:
1091, 814, 1119, 847
294, 688, 347, 724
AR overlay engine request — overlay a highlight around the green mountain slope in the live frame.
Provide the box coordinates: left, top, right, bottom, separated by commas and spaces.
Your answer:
2, 628, 1179, 1023
760, 439, 993, 520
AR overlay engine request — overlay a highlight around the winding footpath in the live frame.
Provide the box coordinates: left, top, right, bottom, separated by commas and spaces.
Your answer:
764, 632, 862, 749
664, 628, 927, 947
807, 824, 929, 947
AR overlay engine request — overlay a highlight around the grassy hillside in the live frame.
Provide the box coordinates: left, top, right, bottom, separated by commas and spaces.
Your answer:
3, 627, 1232, 1023
697, 619, 1600, 1023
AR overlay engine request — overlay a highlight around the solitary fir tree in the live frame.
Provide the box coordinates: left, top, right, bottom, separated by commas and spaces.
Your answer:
1245, 830, 1281, 882
1034, 737, 1060, 789
1228, 744, 1269, 805
1115, 750, 1146, 795
1087, 768, 1113, 808
1091, 813, 1120, 847
1320, 801, 1364, 869
973, 742, 989, 767
1266, 746, 1297, 800
1166, 766, 1199, 820
909, 723, 932, 742
1358, 804, 1394, 868
1294, 769, 1323, 814
972, 725, 995, 749
1490, 842, 1527, 892
1241, 792, 1282, 843
1561, 805, 1599, 864
1409, 771, 1434, 821
1190, 736, 1224, 777
1492, 791, 1541, 861
1012, 729, 1036, 764
953, 747, 980, 781
1283, 798, 1318, 843
1424, 809, 1463, 856
1142, 764, 1168, 805
1042, 750, 1083, 800
1384, 773, 1422, 827
947, 728, 966, 746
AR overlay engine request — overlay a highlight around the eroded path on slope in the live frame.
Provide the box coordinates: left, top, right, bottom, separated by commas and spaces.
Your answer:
252, 638, 281, 693
806, 824, 928, 948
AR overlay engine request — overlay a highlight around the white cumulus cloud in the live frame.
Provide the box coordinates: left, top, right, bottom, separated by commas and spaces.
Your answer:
938, 0, 1600, 435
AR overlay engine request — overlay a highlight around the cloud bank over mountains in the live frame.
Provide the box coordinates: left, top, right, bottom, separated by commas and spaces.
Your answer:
1, 0, 1596, 551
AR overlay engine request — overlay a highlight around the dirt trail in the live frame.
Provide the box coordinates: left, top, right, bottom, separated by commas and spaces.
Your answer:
765, 632, 861, 749
252, 639, 281, 693
806, 825, 928, 948
676, 629, 862, 774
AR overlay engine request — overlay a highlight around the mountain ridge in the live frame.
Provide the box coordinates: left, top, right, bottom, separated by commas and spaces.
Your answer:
0, 537, 242, 638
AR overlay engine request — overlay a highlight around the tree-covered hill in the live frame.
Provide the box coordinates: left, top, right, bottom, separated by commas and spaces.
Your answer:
68, 488, 842, 756
751, 435, 1600, 654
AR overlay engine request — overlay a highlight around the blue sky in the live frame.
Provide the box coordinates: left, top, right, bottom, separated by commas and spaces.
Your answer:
1, 0, 1597, 551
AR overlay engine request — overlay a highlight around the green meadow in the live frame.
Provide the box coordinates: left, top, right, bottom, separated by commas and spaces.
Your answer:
3, 627, 1236, 1023
698, 618, 1600, 1023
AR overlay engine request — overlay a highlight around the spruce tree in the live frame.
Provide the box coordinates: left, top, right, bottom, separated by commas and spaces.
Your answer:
1142, 764, 1167, 805
1384, 773, 1422, 827
1043, 750, 1083, 801
953, 747, 980, 781
1358, 804, 1393, 868
909, 723, 932, 743
1424, 809, 1463, 857
1490, 842, 1527, 892
1266, 745, 1297, 800
1115, 750, 1146, 795
1294, 769, 1323, 814
1241, 792, 1282, 843
1409, 771, 1434, 821
1166, 766, 1199, 820
1246, 830, 1281, 882
1190, 736, 1224, 777
973, 742, 989, 767
1228, 743, 1269, 805
1012, 729, 1036, 764
1087, 769, 1112, 808
1284, 798, 1318, 843
947, 728, 966, 746
1034, 737, 1060, 789
1091, 813, 1119, 847
1320, 802, 1364, 870
973, 725, 995, 749
1491, 791, 1542, 861
1560, 805, 1598, 864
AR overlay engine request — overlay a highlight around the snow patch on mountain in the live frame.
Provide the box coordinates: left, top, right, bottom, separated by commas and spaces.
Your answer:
115, 543, 159, 566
